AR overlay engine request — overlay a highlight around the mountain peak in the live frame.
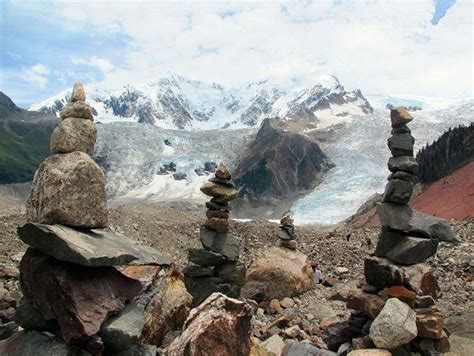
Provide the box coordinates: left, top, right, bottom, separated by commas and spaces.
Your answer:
0, 92, 23, 117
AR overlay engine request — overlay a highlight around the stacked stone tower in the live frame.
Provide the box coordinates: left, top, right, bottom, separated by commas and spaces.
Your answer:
277, 213, 297, 250
183, 164, 247, 306
6, 83, 182, 354
323, 108, 457, 354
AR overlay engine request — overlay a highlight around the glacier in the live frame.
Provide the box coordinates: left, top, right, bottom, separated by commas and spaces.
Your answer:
291, 99, 474, 224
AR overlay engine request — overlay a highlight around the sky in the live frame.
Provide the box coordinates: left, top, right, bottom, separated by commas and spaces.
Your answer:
0, 0, 472, 107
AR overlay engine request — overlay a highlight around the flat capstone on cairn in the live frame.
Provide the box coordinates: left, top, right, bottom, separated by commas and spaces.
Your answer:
322, 107, 458, 354
183, 164, 247, 307
277, 212, 297, 250
1, 83, 183, 355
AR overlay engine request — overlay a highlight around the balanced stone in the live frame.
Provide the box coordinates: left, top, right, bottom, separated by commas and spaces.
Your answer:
387, 171, 418, 184
209, 176, 236, 188
382, 179, 413, 204
214, 261, 246, 287
205, 217, 229, 233
188, 249, 227, 267
390, 107, 413, 128
376, 202, 458, 242
391, 124, 411, 135
388, 156, 418, 175
206, 209, 229, 219
375, 231, 405, 257
200, 181, 237, 201
387, 133, 414, 157
50, 117, 97, 154
215, 163, 231, 180
386, 236, 438, 265
182, 265, 214, 277
200, 227, 239, 260
71, 82, 86, 102
206, 201, 231, 212
18, 222, 172, 267
20, 248, 142, 342
60, 101, 94, 121
26, 152, 108, 228
369, 298, 417, 350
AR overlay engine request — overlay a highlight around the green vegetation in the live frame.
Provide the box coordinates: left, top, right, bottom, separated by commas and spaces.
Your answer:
0, 117, 57, 184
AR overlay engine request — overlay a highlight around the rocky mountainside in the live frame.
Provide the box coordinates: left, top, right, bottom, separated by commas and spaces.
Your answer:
29, 74, 372, 130
233, 118, 334, 218
0, 92, 58, 184
416, 123, 473, 183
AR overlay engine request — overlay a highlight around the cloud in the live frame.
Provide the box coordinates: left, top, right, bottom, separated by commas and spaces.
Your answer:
4, 0, 474, 100
71, 56, 115, 73
21, 63, 50, 88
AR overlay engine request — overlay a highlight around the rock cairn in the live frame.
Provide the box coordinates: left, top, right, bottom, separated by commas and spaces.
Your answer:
1, 83, 192, 355
277, 213, 297, 250
322, 107, 457, 354
183, 164, 246, 306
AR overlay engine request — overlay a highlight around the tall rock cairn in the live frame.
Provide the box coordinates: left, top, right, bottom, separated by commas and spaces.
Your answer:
277, 212, 297, 250
183, 164, 246, 307
323, 107, 457, 354
9, 83, 179, 354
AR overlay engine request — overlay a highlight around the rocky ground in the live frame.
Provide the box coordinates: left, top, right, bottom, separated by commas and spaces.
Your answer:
1, 200, 473, 351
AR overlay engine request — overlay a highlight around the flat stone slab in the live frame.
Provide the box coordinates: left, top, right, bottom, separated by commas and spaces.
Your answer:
200, 227, 240, 260
18, 223, 172, 267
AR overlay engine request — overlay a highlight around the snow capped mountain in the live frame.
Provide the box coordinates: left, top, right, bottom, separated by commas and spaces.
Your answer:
29, 74, 372, 130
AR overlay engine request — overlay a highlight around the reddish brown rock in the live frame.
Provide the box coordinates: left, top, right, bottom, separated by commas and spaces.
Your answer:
20, 248, 142, 342
138, 267, 192, 346
206, 209, 229, 219
204, 217, 230, 233
385, 286, 416, 307
117, 265, 160, 290
416, 307, 444, 339
419, 330, 450, 352
403, 263, 440, 299
347, 290, 385, 319
165, 293, 252, 355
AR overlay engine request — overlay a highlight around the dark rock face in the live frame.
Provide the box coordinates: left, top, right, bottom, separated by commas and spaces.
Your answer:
20, 248, 142, 342
187, 248, 227, 267
386, 236, 438, 265
388, 156, 419, 175
417, 123, 473, 183
0, 330, 90, 355
184, 276, 239, 307
323, 316, 366, 351
282, 342, 337, 355
382, 179, 413, 204
233, 118, 333, 217
14, 297, 59, 332
17, 223, 172, 267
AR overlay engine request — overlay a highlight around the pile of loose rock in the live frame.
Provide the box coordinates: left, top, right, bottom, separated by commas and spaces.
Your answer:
183, 164, 247, 306
277, 213, 297, 250
0, 84, 193, 355
321, 107, 458, 354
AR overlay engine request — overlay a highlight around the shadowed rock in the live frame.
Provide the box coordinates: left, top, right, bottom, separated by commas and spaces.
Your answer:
199, 227, 240, 260
18, 222, 172, 267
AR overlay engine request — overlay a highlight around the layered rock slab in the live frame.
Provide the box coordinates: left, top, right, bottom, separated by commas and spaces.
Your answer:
18, 222, 172, 267
20, 248, 142, 342
26, 152, 108, 228
165, 293, 252, 355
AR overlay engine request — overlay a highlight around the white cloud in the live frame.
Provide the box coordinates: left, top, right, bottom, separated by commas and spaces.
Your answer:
17, 0, 474, 97
71, 56, 115, 73
21, 63, 50, 88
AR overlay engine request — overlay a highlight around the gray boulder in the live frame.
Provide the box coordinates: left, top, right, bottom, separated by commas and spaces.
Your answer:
382, 179, 413, 204
214, 261, 246, 286
18, 222, 172, 267
188, 248, 227, 266
50, 117, 97, 154
386, 236, 438, 265
182, 265, 214, 277
60, 101, 93, 120
387, 171, 418, 183
99, 302, 144, 351
375, 231, 405, 257
369, 298, 417, 350
0, 330, 90, 355
115, 343, 157, 356
376, 202, 458, 242
26, 152, 108, 228
282, 342, 337, 355
387, 133, 414, 157
200, 227, 240, 260
388, 156, 418, 175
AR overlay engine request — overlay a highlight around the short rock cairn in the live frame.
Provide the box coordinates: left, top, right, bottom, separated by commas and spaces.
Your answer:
4, 83, 185, 355
277, 213, 297, 250
183, 164, 247, 306
324, 107, 457, 354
